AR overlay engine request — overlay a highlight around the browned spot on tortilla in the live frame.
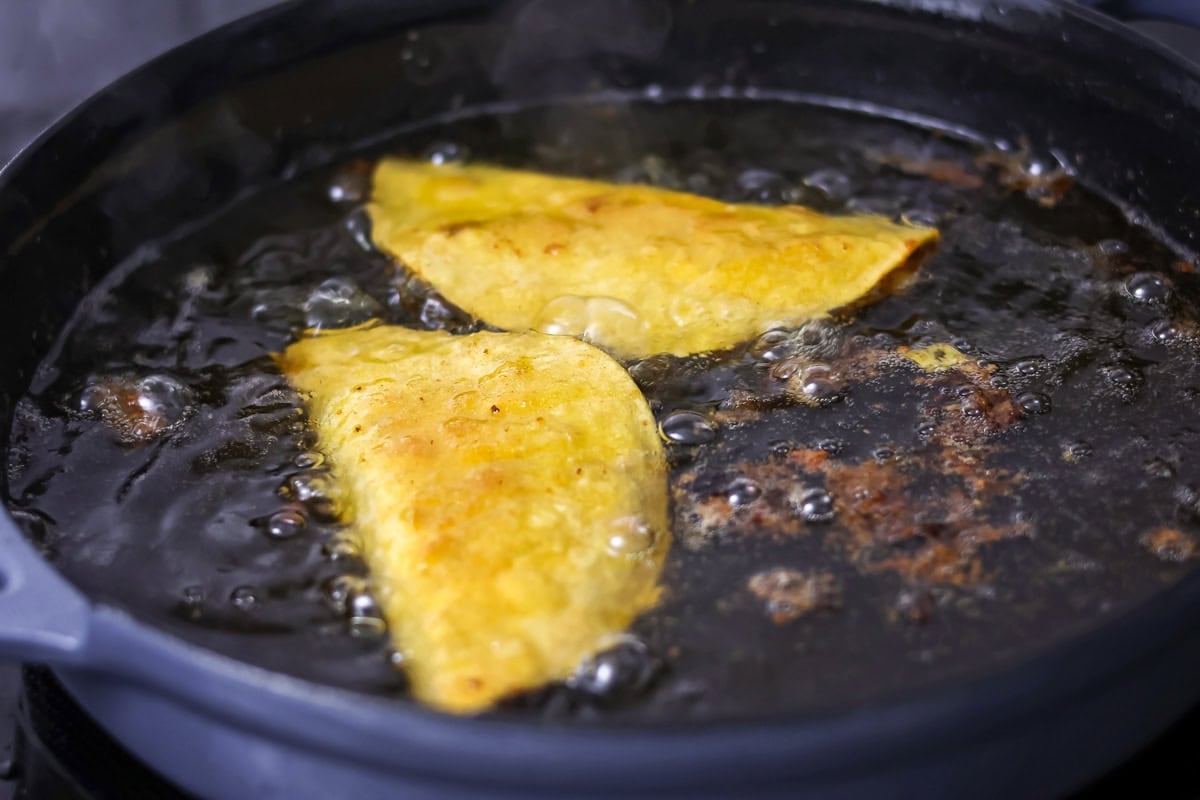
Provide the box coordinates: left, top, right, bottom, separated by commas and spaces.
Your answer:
1140, 527, 1196, 562
441, 221, 479, 237
747, 569, 839, 624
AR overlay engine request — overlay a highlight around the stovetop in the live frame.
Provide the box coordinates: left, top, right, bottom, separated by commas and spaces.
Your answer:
2, 4, 1200, 799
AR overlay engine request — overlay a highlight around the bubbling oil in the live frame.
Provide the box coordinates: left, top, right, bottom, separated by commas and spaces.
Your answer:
7, 99, 1200, 722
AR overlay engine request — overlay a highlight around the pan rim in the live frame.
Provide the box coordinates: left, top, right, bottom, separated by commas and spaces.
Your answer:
3, 0, 1200, 788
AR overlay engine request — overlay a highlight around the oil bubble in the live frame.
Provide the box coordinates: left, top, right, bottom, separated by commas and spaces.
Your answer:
1010, 357, 1045, 377
349, 590, 382, 619
1102, 364, 1142, 395
802, 168, 852, 202
725, 477, 762, 506
295, 430, 319, 451
1098, 238, 1128, 256
755, 322, 842, 364
1064, 441, 1094, 462
1108, 366, 1138, 385
769, 358, 802, 381
1173, 484, 1200, 522
659, 410, 717, 445
736, 169, 799, 204
1144, 457, 1176, 479
80, 373, 194, 442
818, 438, 846, 455
901, 209, 939, 228
535, 295, 646, 348
249, 286, 307, 330
230, 586, 258, 612
608, 516, 656, 555
323, 535, 361, 561
617, 155, 681, 189
1124, 272, 1171, 304
790, 364, 845, 406
303, 277, 381, 330
350, 616, 388, 638
959, 388, 987, 418
424, 141, 468, 165
1016, 391, 1051, 415
294, 451, 325, 469
327, 163, 370, 204
568, 636, 663, 703
752, 329, 794, 362
416, 293, 458, 330
1149, 319, 1178, 343
627, 354, 674, 388
282, 472, 336, 503
794, 487, 835, 523
136, 373, 190, 414
323, 575, 368, 615
264, 508, 307, 540
343, 210, 374, 252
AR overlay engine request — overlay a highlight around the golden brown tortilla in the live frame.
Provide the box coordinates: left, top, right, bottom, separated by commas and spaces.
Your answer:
369, 161, 937, 358
279, 325, 668, 713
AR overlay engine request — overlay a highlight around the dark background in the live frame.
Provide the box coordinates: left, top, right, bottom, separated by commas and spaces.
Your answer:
2, 2, 1198, 165
0, 0, 283, 164
1, 1, 1199, 797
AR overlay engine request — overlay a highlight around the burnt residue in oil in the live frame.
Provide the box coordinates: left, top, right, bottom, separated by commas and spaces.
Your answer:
7, 100, 1200, 722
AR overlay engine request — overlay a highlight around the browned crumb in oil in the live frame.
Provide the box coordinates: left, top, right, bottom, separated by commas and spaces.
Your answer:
868, 151, 985, 189
81, 380, 173, 443
868, 142, 1073, 206
747, 568, 839, 624
673, 468, 805, 549
1139, 527, 1196, 562
975, 146, 1074, 208
676, 443, 1027, 586
889, 588, 937, 625
819, 450, 1027, 586
720, 339, 1020, 448
684, 342, 1028, 586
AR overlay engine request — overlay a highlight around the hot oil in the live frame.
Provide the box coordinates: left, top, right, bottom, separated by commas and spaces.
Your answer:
7, 100, 1200, 722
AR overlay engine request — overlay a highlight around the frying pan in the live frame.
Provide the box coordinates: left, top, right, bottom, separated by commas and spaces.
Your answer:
3, 1, 1200, 797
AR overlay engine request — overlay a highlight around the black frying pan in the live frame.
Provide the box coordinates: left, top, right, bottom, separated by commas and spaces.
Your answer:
3, 1, 1200, 797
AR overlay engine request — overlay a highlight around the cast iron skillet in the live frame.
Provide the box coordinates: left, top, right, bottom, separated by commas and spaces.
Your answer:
3, 1, 1200, 797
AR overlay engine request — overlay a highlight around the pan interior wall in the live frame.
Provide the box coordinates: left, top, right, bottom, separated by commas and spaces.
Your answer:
7, 94, 1200, 721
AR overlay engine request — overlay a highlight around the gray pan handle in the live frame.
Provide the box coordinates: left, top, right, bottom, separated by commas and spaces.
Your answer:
1079, 0, 1200, 28
0, 513, 89, 663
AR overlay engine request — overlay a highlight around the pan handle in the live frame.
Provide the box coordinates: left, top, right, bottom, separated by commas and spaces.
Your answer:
1079, 0, 1200, 29
0, 513, 89, 664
